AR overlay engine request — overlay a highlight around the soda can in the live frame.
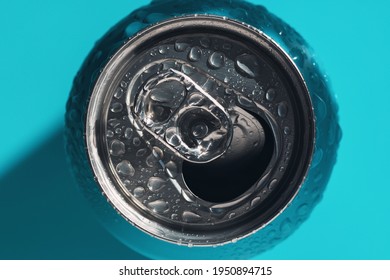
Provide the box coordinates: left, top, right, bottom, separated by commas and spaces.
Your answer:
65, 0, 341, 259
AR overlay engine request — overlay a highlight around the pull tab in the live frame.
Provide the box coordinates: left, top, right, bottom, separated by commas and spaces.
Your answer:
131, 65, 233, 163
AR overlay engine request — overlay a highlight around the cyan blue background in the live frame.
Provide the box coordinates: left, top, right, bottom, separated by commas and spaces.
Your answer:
1, 0, 389, 259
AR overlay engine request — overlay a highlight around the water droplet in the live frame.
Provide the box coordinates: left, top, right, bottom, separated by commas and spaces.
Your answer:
188, 46, 202, 62
225, 88, 234, 95
106, 130, 114, 138
110, 140, 125, 156
228, 213, 236, 219
150, 80, 185, 103
208, 52, 225, 69
111, 102, 123, 113
181, 64, 195, 75
277, 102, 288, 118
165, 127, 181, 147
175, 41, 189, 52
120, 81, 128, 88
165, 161, 178, 178
108, 119, 121, 128
266, 88, 276, 101
251, 197, 261, 207
188, 92, 206, 106
191, 123, 209, 139
235, 54, 260, 78
297, 203, 309, 216
133, 187, 145, 198
147, 200, 169, 213
171, 213, 178, 220
280, 218, 292, 234
202, 79, 215, 92
114, 88, 124, 99
146, 154, 157, 167
133, 137, 141, 146
147, 177, 166, 191
152, 146, 164, 160
200, 37, 211, 48
136, 148, 147, 157
182, 211, 202, 223
312, 148, 323, 167
223, 76, 231, 83
284, 126, 291, 135
124, 128, 133, 139
116, 160, 135, 176
237, 95, 253, 108
268, 179, 278, 191
158, 45, 168, 54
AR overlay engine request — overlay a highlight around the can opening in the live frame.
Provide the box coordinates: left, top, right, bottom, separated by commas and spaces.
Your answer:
182, 110, 274, 203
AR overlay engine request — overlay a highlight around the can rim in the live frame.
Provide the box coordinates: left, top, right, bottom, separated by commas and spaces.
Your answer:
86, 15, 315, 246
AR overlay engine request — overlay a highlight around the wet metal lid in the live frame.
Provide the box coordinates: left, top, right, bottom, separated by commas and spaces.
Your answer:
86, 15, 315, 246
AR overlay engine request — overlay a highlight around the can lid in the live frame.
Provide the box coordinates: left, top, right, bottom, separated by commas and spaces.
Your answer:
86, 15, 315, 246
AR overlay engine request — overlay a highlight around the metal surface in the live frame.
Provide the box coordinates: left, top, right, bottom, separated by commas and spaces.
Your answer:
86, 15, 315, 246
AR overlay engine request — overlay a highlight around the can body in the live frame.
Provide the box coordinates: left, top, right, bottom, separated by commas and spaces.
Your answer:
65, 0, 341, 259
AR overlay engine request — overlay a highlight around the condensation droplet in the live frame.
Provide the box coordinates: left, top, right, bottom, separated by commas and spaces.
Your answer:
116, 160, 135, 177
148, 147, 163, 161
158, 45, 168, 54
266, 88, 276, 101
108, 119, 121, 128
312, 148, 323, 168
191, 123, 209, 139
188, 46, 202, 62
188, 93, 206, 106
110, 140, 125, 156
235, 54, 259, 78
165, 127, 181, 147
133, 187, 145, 198
297, 203, 309, 216
284, 126, 291, 135
277, 102, 288, 118
268, 179, 278, 191
237, 95, 254, 108
106, 130, 114, 138
136, 148, 147, 157
182, 64, 195, 75
165, 161, 178, 178
147, 177, 166, 192
114, 88, 124, 99
124, 128, 133, 139
133, 137, 141, 146
182, 211, 202, 223
147, 200, 169, 213
175, 41, 189, 52
228, 213, 236, 219
250, 197, 261, 207
110, 102, 123, 113
208, 52, 225, 69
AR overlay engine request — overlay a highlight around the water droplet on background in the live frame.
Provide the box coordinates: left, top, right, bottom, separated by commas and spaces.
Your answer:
182, 211, 202, 223
116, 160, 135, 176
189, 46, 202, 62
147, 177, 166, 192
148, 200, 169, 213
133, 187, 145, 198
110, 140, 125, 156
208, 52, 225, 69
266, 88, 276, 101
235, 54, 259, 78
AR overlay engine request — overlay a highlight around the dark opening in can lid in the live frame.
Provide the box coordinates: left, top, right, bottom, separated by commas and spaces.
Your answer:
86, 15, 315, 246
